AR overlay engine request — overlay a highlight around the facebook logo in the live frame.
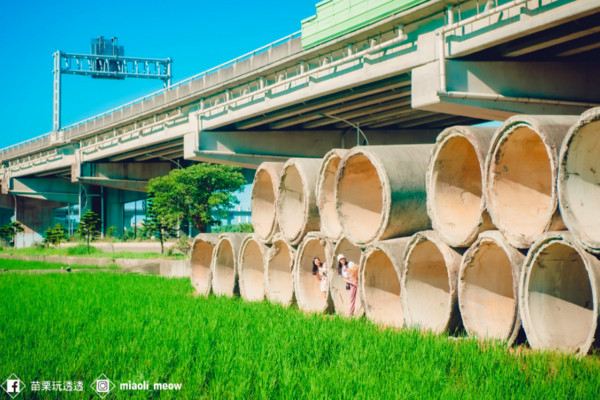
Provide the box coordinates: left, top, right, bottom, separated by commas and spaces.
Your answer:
6, 380, 20, 393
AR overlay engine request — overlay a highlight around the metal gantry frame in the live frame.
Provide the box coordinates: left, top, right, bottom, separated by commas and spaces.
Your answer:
52, 41, 172, 133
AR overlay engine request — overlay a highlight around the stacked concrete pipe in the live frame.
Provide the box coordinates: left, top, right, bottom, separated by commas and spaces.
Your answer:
211, 233, 248, 297
328, 236, 364, 318
252, 162, 285, 243
458, 231, 525, 345
336, 145, 433, 247
190, 233, 220, 295
485, 115, 578, 248
427, 126, 497, 247
294, 232, 334, 313
519, 232, 600, 355
360, 237, 409, 328
265, 235, 296, 307
558, 107, 600, 254
401, 231, 462, 334
316, 149, 348, 241
238, 235, 269, 302
276, 158, 322, 245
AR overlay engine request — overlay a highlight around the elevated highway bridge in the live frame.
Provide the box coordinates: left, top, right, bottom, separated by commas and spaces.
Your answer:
1, 0, 599, 245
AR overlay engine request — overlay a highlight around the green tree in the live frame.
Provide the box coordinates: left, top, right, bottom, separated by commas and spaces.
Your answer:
146, 163, 246, 233
43, 224, 67, 247
141, 198, 177, 254
0, 221, 25, 247
77, 211, 101, 254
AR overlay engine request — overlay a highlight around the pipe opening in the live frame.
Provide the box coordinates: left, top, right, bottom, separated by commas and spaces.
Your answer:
278, 165, 306, 240
191, 239, 215, 295
338, 154, 384, 244
330, 238, 363, 317
404, 240, 451, 332
461, 241, 515, 340
562, 120, 600, 248
239, 240, 265, 301
296, 237, 329, 312
266, 240, 295, 306
318, 154, 343, 238
490, 127, 553, 240
362, 249, 402, 327
431, 136, 482, 241
213, 239, 236, 296
252, 169, 277, 240
526, 241, 594, 352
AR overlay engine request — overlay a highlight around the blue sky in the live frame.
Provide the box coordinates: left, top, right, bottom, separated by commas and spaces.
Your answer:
0, 0, 318, 149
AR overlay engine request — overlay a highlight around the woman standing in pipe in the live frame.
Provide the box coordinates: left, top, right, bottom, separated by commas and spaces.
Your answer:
338, 254, 359, 315
313, 257, 328, 300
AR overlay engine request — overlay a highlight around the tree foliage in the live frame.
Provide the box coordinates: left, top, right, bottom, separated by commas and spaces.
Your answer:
43, 224, 67, 247
0, 221, 24, 247
141, 198, 177, 254
77, 211, 101, 254
146, 163, 246, 233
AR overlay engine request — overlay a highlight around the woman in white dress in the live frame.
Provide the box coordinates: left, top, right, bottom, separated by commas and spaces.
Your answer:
312, 257, 328, 299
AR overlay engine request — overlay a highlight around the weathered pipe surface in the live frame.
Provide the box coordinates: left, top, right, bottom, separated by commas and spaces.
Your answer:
265, 235, 297, 307
316, 149, 348, 241
558, 107, 600, 254
294, 232, 334, 313
458, 231, 525, 345
427, 126, 497, 247
276, 158, 322, 245
336, 145, 433, 247
360, 237, 410, 328
190, 233, 220, 295
238, 235, 269, 302
402, 231, 462, 334
211, 233, 248, 297
252, 162, 285, 243
328, 236, 365, 318
520, 232, 600, 355
485, 115, 578, 249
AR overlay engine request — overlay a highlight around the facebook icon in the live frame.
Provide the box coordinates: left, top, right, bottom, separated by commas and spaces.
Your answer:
2, 375, 25, 398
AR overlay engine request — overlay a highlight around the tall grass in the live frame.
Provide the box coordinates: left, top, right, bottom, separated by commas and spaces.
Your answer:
0, 273, 598, 399
0, 259, 119, 270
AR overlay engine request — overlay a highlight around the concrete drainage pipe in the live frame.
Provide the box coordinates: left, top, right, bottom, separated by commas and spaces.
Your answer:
558, 107, 600, 254
520, 232, 600, 355
458, 231, 525, 345
238, 235, 269, 302
252, 162, 285, 243
360, 238, 409, 328
265, 235, 296, 307
485, 115, 578, 248
427, 126, 497, 247
276, 158, 322, 245
336, 145, 432, 247
316, 149, 348, 241
190, 233, 220, 295
211, 233, 248, 297
294, 232, 334, 313
402, 231, 462, 334
328, 236, 364, 318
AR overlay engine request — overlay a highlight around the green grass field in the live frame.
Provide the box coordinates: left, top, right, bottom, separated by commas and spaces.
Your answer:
0, 259, 119, 270
1, 273, 598, 399
0, 244, 186, 260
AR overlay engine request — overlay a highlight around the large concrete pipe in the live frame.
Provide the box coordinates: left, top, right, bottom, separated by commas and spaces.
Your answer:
238, 235, 269, 302
276, 158, 322, 245
520, 232, 600, 355
316, 149, 348, 241
190, 233, 220, 295
265, 235, 296, 306
336, 145, 433, 247
294, 232, 334, 313
252, 162, 285, 243
360, 238, 410, 328
427, 126, 497, 247
211, 233, 248, 297
558, 107, 600, 254
458, 231, 525, 345
402, 231, 462, 334
328, 236, 364, 317
485, 115, 578, 248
